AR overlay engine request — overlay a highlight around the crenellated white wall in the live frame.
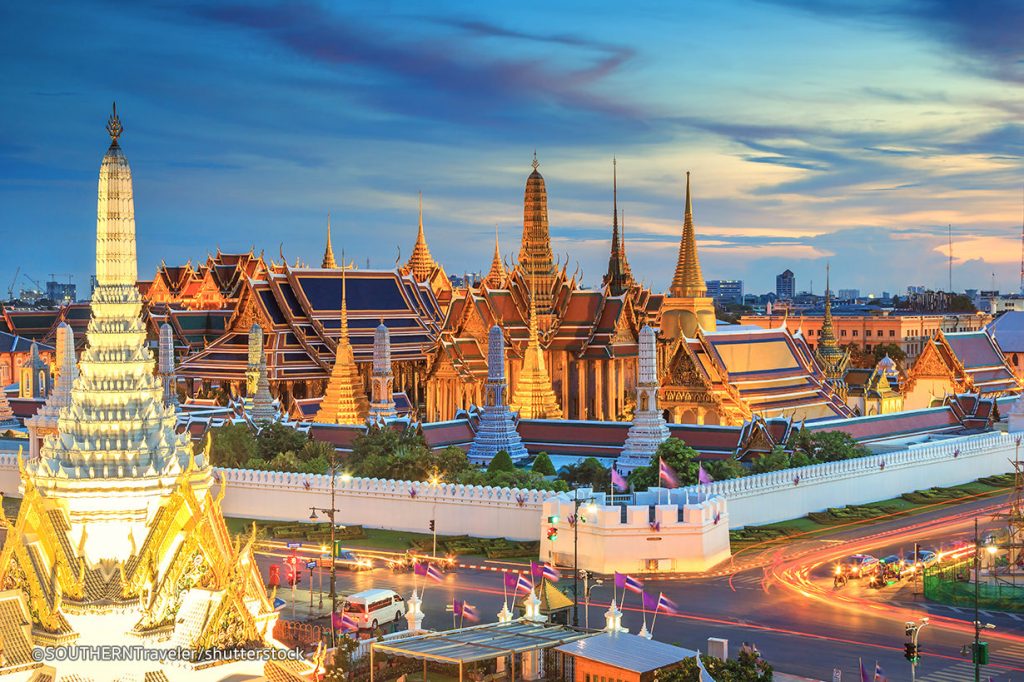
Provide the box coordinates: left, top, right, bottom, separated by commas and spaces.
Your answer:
539, 489, 731, 574
677, 432, 1018, 528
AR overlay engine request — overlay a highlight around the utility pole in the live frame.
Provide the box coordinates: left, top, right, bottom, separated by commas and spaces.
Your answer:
974, 517, 981, 682
573, 487, 579, 627
309, 447, 342, 648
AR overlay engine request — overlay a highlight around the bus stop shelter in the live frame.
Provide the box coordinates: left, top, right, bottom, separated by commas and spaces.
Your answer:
369, 621, 592, 681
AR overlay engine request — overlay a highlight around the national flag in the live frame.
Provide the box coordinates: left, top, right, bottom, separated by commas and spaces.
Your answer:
453, 599, 479, 623
859, 659, 870, 682
658, 459, 678, 488
273, 597, 286, 611
541, 563, 561, 582
623, 574, 644, 594
698, 464, 713, 485
530, 561, 544, 583
515, 574, 533, 594
614, 571, 626, 590
332, 611, 358, 632
873, 662, 888, 682
503, 571, 519, 591
425, 563, 444, 583
413, 561, 427, 577
656, 593, 678, 614
641, 590, 658, 612
610, 467, 628, 492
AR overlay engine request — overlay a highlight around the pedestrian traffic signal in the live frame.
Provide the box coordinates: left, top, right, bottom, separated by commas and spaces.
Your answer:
971, 642, 989, 665
904, 642, 919, 663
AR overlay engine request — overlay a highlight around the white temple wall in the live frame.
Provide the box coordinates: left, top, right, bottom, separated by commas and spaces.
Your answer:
677, 432, 1017, 528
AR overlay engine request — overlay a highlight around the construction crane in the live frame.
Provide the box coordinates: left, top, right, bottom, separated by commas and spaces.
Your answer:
6, 266, 20, 301
23, 273, 44, 291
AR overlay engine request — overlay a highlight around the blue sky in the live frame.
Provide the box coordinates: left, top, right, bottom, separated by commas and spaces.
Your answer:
2, 0, 1024, 297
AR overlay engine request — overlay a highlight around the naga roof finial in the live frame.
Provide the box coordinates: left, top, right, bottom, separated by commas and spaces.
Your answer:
106, 102, 123, 143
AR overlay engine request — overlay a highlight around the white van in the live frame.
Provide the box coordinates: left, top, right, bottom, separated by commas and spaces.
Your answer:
343, 588, 406, 630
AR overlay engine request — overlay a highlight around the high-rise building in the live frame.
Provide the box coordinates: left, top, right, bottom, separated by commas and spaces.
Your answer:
706, 279, 744, 304
837, 288, 860, 301
776, 269, 796, 300
45, 280, 76, 303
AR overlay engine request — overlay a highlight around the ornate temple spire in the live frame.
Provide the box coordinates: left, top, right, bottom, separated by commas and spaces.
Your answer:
468, 325, 528, 463
30, 105, 212, 563
518, 154, 557, 311
247, 323, 277, 422
25, 323, 76, 456
618, 325, 670, 473
670, 171, 706, 298
321, 213, 338, 268
157, 323, 177, 407
406, 192, 437, 281
316, 254, 369, 424
368, 321, 397, 421
18, 341, 52, 399
483, 226, 507, 289
814, 262, 850, 388
604, 158, 634, 296
508, 274, 562, 419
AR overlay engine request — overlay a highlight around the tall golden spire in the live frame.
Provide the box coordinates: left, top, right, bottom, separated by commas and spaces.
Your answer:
321, 213, 337, 268
509, 271, 562, 419
405, 191, 437, 281
484, 225, 507, 289
518, 154, 556, 311
316, 251, 369, 424
670, 171, 706, 298
604, 157, 633, 296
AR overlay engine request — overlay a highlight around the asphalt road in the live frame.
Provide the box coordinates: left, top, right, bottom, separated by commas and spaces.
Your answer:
259, 492, 1024, 681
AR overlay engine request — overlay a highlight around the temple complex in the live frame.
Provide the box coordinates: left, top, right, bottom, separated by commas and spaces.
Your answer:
0, 107, 277, 674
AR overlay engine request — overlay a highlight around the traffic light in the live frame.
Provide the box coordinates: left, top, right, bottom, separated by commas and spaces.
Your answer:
429, 520, 435, 532
972, 642, 989, 665
546, 527, 558, 541
547, 515, 559, 524
904, 642, 919, 663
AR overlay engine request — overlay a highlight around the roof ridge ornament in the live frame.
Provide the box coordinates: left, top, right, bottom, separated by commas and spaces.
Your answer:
532, 150, 539, 171
106, 102, 123, 144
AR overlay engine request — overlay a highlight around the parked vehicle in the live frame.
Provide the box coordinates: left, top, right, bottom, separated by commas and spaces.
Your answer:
838, 554, 879, 578
901, 550, 937, 572
342, 589, 407, 630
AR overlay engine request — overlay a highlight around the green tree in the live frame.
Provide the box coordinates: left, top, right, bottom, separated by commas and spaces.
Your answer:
256, 422, 309, 461
660, 650, 772, 681
750, 445, 791, 474
791, 429, 867, 462
627, 439, 700, 490
702, 458, 746, 481
559, 457, 609, 489
487, 450, 516, 474
871, 342, 906, 366
532, 452, 556, 476
208, 423, 257, 469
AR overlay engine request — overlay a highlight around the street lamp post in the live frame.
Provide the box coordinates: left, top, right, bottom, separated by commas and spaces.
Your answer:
308, 448, 348, 649
573, 488, 579, 628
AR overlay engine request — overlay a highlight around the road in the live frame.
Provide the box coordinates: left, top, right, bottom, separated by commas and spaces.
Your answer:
258, 492, 1024, 681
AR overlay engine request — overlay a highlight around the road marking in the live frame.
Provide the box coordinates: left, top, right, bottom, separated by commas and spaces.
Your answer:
1008, 613, 1022, 621
945, 605, 963, 613
979, 609, 994, 618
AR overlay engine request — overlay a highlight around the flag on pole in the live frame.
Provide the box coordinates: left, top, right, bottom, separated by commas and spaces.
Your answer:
454, 599, 479, 623
872, 662, 888, 682
541, 563, 561, 582
515, 574, 533, 594
503, 571, 519, 591
659, 458, 678, 488
530, 561, 544, 583
425, 563, 444, 583
332, 611, 358, 632
610, 467, 628, 492
859, 658, 869, 682
623, 574, 644, 594
641, 590, 658, 612
698, 464, 713, 485
413, 561, 427, 577
656, 592, 678, 614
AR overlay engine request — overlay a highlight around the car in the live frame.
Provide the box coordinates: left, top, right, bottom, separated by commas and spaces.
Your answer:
321, 549, 372, 571
838, 554, 879, 578
901, 550, 937, 572
342, 589, 407, 631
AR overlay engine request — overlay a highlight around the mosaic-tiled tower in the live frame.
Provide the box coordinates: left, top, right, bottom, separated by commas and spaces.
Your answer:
247, 323, 278, 422
157, 322, 177, 407
368, 322, 397, 421
618, 325, 670, 473
468, 325, 528, 463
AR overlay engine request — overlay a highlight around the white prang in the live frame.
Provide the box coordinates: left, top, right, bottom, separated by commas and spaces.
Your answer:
368, 322, 397, 421
27, 132, 212, 564
25, 322, 78, 457
618, 324, 670, 473
157, 322, 177, 407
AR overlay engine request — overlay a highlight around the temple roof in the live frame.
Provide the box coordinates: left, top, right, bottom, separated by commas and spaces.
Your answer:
908, 330, 1020, 396
988, 311, 1024, 353
669, 172, 705, 298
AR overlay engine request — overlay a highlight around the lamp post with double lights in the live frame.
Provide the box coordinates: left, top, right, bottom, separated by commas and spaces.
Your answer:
307, 450, 351, 648
571, 488, 598, 628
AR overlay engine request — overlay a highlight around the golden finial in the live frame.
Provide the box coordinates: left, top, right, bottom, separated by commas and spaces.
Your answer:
106, 102, 123, 143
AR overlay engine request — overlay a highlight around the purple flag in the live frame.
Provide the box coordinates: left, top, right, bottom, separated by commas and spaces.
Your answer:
614, 571, 625, 590
610, 468, 628, 492
503, 571, 519, 591
413, 561, 427, 577
859, 659, 870, 682
698, 464, 713, 485
530, 561, 544, 583
659, 459, 678, 488
641, 590, 658, 612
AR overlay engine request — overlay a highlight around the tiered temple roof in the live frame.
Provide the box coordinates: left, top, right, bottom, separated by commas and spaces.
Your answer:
904, 330, 1021, 406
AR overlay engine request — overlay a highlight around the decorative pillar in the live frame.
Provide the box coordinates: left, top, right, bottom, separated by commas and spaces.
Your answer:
405, 587, 424, 632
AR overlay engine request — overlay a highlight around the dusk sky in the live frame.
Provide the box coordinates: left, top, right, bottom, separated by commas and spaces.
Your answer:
3, 0, 1024, 297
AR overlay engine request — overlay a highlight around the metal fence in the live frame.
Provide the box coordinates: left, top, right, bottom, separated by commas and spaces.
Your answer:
923, 560, 1024, 612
